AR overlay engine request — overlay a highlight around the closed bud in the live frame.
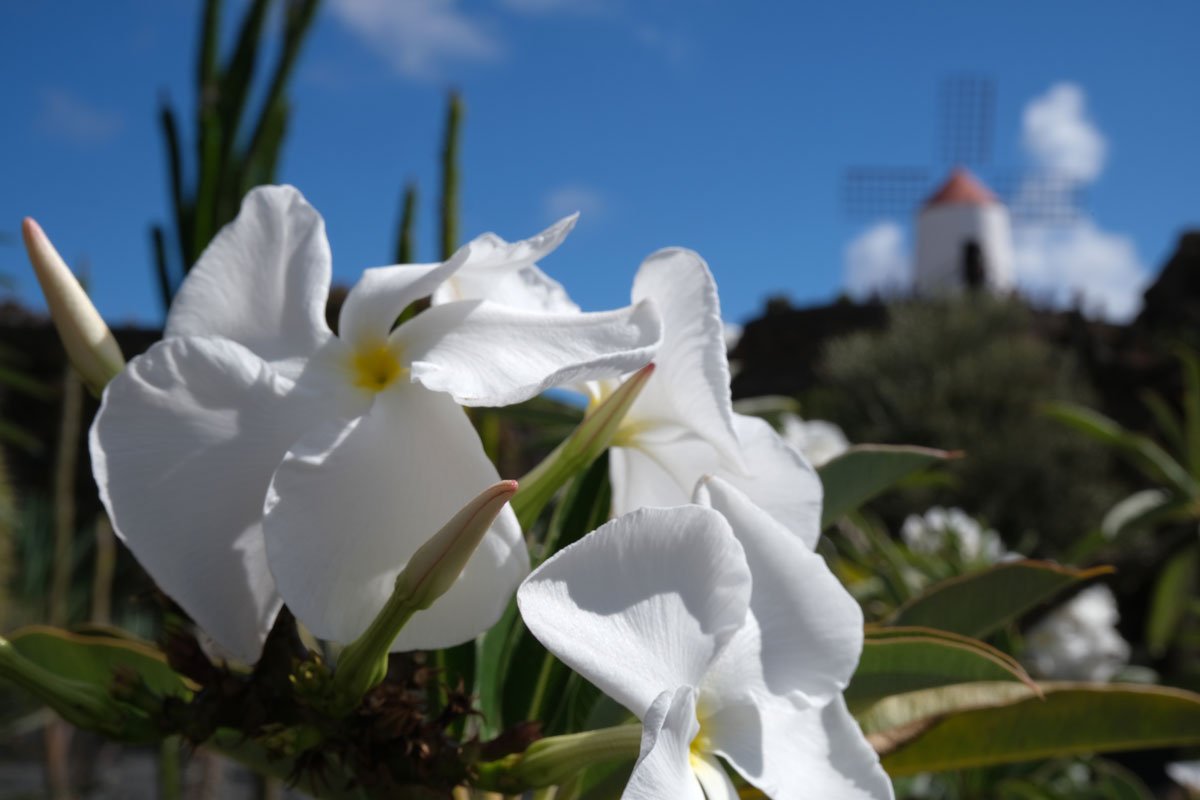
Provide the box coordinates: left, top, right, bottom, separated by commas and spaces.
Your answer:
22, 218, 124, 395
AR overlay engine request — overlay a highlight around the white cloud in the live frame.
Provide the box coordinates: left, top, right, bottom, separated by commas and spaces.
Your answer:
1011, 83, 1147, 322
327, 0, 501, 79
1013, 223, 1147, 322
36, 89, 123, 145
1021, 82, 1107, 183
844, 221, 909, 300
544, 185, 605, 222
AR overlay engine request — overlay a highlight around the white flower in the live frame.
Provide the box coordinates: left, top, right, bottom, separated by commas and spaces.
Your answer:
430, 214, 580, 314
592, 250, 823, 543
90, 186, 662, 662
780, 413, 849, 468
1022, 585, 1131, 682
900, 506, 1007, 565
431, 237, 820, 537
1167, 761, 1200, 794
517, 478, 893, 799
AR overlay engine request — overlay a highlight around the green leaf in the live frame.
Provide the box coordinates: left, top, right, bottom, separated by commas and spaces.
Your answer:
1147, 543, 1199, 657
475, 599, 521, 740
7, 626, 191, 700
873, 683, 1200, 776
887, 560, 1113, 639
1046, 403, 1198, 496
818, 445, 956, 529
846, 627, 1035, 712
1141, 389, 1186, 464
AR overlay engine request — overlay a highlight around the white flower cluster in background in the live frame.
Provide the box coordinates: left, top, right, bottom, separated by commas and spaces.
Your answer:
900, 506, 1008, 565
1022, 584, 1131, 683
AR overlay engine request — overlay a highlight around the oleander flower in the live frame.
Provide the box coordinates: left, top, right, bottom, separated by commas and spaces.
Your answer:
91, 186, 661, 662
900, 506, 1008, 565
431, 231, 819, 539
590, 249, 822, 542
518, 481, 893, 799
1022, 584, 1131, 682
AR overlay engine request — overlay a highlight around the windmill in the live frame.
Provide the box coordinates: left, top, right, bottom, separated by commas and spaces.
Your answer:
841, 75, 1086, 296
843, 75, 1086, 224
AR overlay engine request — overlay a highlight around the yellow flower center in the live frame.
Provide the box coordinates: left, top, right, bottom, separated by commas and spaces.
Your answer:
351, 343, 406, 392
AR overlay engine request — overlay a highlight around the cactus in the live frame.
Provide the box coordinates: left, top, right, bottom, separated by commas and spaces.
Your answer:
439, 91, 463, 260
151, 0, 321, 313
395, 181, 418, 265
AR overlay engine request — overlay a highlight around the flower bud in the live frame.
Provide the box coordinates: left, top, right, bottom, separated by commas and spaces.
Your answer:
327, 480, 518, 714
22, 218, 124, 395
395, 479, 519, 610
511, 363, 655, 529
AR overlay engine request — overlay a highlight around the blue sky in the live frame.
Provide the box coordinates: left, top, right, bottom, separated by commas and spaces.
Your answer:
2, 1, 1198, 326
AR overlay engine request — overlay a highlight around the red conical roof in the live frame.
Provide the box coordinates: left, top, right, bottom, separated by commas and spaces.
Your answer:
923, 167, 998, 208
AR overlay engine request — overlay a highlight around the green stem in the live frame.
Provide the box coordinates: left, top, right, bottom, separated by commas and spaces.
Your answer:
159, 736, 183, 800
328, 593, 420, 714
474, 724, 641, 793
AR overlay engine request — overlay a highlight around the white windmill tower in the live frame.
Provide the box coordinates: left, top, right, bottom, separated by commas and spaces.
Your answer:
913, 167, 1015, 296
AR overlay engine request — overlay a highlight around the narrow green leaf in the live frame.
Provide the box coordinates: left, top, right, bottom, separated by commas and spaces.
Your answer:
439, 90, 463, 260
238, 0, 319, 188
1147, 543, 1199, 657
150, 224, 173, 314
876, 683, 1200, 776
475, 599, 521, 739
218, 0, 270, 151
540, 453, 611, 563
1046, 403, 1198, 496
196, 0, 221, 94
819, 445, 956, 529
1141, 389, 1185, 461
888, 560, 1113, 638
395, 181, 418, 264
847, 626, 1036, 712
157, 99, 193, 268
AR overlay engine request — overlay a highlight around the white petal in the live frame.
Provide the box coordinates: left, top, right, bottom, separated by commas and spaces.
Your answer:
717, 413, 823, 546
431, 214, 579, 310
90, 336, 335, 662
336, 246, 470, 351
608, 432, 720, 518
263, 382, 528, 649
165, 186, 332, 375
624, 687, 705, 800
401, 298, 661, 407
629, 249, 742, 468
708, 695, 894, 800
437, 265, 581, 314
692, 752, 740, 800
696, 476, 864, 705
517, 505, 750, 718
